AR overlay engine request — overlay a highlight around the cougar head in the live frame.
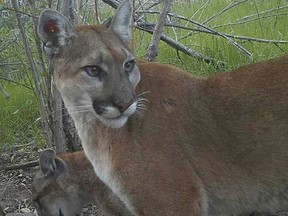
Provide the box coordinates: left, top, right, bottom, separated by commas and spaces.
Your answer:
31, 149, 84, 216
38, 0, 140, 128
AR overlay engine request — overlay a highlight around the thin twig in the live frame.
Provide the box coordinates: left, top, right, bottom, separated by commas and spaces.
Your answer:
171, 23, 288, 44
146, 12, 252, 57
2, 160, 39, 170
0, 77, 33, 90
202, 0, 249, 25
12, 141, 35, 149
140, 21, 252, 57
237, 5, 288, 22
213, 12, 288, 28
0, 38, 17, 53
1, 7, 37, 18
189, 0, 211, 25
252, 0, 264, 37
166, 15, 178, 41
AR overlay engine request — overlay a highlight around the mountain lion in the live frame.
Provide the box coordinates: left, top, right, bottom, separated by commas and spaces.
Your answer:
38, 0, 288, 215
31, 149, 132, 215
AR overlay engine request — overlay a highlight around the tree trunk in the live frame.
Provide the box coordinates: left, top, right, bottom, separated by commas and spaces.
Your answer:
51, 85, 66, 152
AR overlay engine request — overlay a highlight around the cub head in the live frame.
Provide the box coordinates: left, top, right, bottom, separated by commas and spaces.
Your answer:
38, 0, 140, 128
31, 149, 87, 216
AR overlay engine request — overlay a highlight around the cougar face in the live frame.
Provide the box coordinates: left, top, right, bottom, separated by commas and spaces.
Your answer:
31, 149, 85, 216
32, 149, 132, 216
39, 0, 140, 128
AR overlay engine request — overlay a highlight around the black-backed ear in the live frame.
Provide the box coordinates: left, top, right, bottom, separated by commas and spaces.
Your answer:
37, 9, 75, 58
39, 149, 67, 176
109, 0, 133, 45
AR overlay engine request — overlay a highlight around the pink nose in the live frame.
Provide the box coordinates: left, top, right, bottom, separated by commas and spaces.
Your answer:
114, 100, 134, 113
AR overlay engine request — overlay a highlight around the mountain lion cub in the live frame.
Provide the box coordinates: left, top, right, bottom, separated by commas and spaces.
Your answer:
32, 149, 132, 216
38, 0, 288, 215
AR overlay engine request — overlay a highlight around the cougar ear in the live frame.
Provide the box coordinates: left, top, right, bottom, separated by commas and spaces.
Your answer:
37, 9, 75, 58
39, 149, 67, 176
109, 0, 133, 45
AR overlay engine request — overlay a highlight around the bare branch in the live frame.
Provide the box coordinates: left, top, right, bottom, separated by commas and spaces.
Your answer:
237, 5, 288, 23
167, 23, 288, 44
147, 12, 252, 57
188, 0, 211, 24
150, 12, 288, 45
202, 0, 249, 25
137, 0, 164, 12
145, 0, 172, 61
213, 12, 288, 28
166, 15, 178, 41
51, 86, 66, 153
0, 77, 33, 90
136, 24, 217, 65
2, 160, 39, 170
1, 7, 37, 18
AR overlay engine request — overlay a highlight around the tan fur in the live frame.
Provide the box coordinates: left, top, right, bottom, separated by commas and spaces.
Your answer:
31, 151, 132, 216
38, 1, 288, 215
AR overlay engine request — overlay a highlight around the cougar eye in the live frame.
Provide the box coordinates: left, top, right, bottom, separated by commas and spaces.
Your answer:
83, 65, 102, 77
124, 60, 135, 73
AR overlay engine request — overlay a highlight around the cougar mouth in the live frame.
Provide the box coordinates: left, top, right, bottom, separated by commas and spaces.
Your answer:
92, 100, 138, 128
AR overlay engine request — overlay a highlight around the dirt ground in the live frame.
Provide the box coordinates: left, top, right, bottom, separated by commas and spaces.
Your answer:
1, 144, 288, 216
0, 144, 37, 216
0, 143, 98, 216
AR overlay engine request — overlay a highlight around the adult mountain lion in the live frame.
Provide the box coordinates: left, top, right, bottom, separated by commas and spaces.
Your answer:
38, 0, 288, 215
32, 149, 132, 215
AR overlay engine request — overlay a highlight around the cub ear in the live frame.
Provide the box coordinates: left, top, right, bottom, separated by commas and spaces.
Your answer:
39, 149, 67, 176
37, 9, 75, 58
109, 0, 133, 45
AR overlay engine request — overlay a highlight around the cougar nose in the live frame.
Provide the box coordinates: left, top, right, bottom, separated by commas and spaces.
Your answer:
114, 100, 134, 113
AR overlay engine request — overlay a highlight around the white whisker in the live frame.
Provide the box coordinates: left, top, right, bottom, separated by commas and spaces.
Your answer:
138, 91, 150, 97
48, 107, 67, 115
138, 98, 149, 103
82, 115, 98, 127
138, 106, 150, 111
53, 109, 91, 120
137, 101, 150, 113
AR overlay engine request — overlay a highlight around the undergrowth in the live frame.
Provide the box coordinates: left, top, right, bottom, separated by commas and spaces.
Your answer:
0, 0, 287, 148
